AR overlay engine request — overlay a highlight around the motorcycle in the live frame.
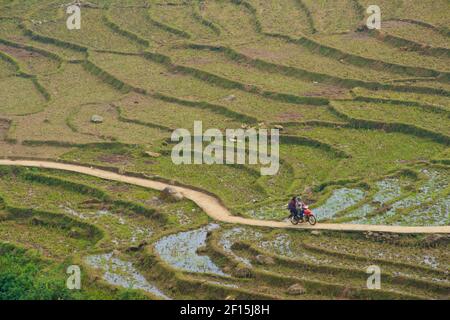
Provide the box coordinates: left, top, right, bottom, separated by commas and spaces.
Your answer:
290, 205, 317, 225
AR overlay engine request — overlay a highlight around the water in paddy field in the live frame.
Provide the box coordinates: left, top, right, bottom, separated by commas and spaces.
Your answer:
154, 224, 228, 276
259, 233, 294, 258
351, 170, 449, 226
219, 227, 263, 266
313, 188, 365, 220
62, 207, 153, 246
345, 178, 404, 222
245, 188, 366, 221
393, 195, 450, 226
373, 178, 403, 203
219, 227, 329, 265
85, 253, 170, 300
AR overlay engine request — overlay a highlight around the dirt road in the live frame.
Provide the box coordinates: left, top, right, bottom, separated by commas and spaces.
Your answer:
0, 159, 448, 234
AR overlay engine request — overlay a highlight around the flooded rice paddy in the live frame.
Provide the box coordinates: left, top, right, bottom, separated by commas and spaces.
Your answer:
154, 224, 228, 276
85, 253, 170, 299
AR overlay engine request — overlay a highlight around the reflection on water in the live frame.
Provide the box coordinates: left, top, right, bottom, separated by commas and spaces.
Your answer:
314, 188, 365, 219
155, 224, 228, 276
85, 253, 170, 300
219, 227, 262, 266
346, 178, 403, 222
357, 170, 449, 226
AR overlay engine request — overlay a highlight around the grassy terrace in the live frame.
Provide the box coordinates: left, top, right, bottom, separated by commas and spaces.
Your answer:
380, 20, 450, 50
311, 33, 450, 73
0, 0, 448, 300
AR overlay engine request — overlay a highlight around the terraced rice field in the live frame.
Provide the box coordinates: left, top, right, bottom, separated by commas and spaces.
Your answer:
0, 0, 448, 300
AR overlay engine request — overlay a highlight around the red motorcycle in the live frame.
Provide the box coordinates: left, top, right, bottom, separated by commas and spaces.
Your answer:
290, 205, 317, 225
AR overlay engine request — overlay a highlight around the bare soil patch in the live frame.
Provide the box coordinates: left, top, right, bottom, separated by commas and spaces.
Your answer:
276, 112, 304, 122
237, 47, 292, 61
97, 154, 131, 164
0, 44, 42, 60
382, 20, 410, 29
303, 85, 348, 98
343, 31, 371, 41
186, 56, 216, 66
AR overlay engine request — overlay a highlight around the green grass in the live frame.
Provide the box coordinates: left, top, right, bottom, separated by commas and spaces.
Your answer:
357, 0, 450, 28
0, 0, 448, 300
117, 93, 244, 130
67, 102, 169, 145
88, 51, 336, 122
301, 0, 362, 34
312, 33, 450, 73
333, 100, 450, 136
8, 63, 123, 144
0, 19, 86, 61
232, 36, 410, 82
161, 46, 350, 100
247, 0, 315, 36
0, 242, 149, 300
199, 0, 259, 42
61, 143, 266, 208
29, 6, 142, 52
0, 76, 46, 115
283, 126, 446, 180
148, 2, 216, 40
0, 42, 60, 75
381, 20, 450, 50
352, 87, 450, 110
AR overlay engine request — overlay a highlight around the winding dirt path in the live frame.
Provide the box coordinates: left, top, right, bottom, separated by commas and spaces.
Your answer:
0, 159, 449, 234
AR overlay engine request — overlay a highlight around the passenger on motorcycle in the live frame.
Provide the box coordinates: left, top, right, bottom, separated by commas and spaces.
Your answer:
288, 196, 305, 221
295, 196, 305, 221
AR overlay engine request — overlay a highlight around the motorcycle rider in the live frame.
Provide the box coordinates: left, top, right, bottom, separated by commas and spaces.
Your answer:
288, 196, 298, 219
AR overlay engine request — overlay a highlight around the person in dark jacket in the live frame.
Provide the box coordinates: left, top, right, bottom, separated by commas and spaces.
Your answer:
288, 196, 298, 219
